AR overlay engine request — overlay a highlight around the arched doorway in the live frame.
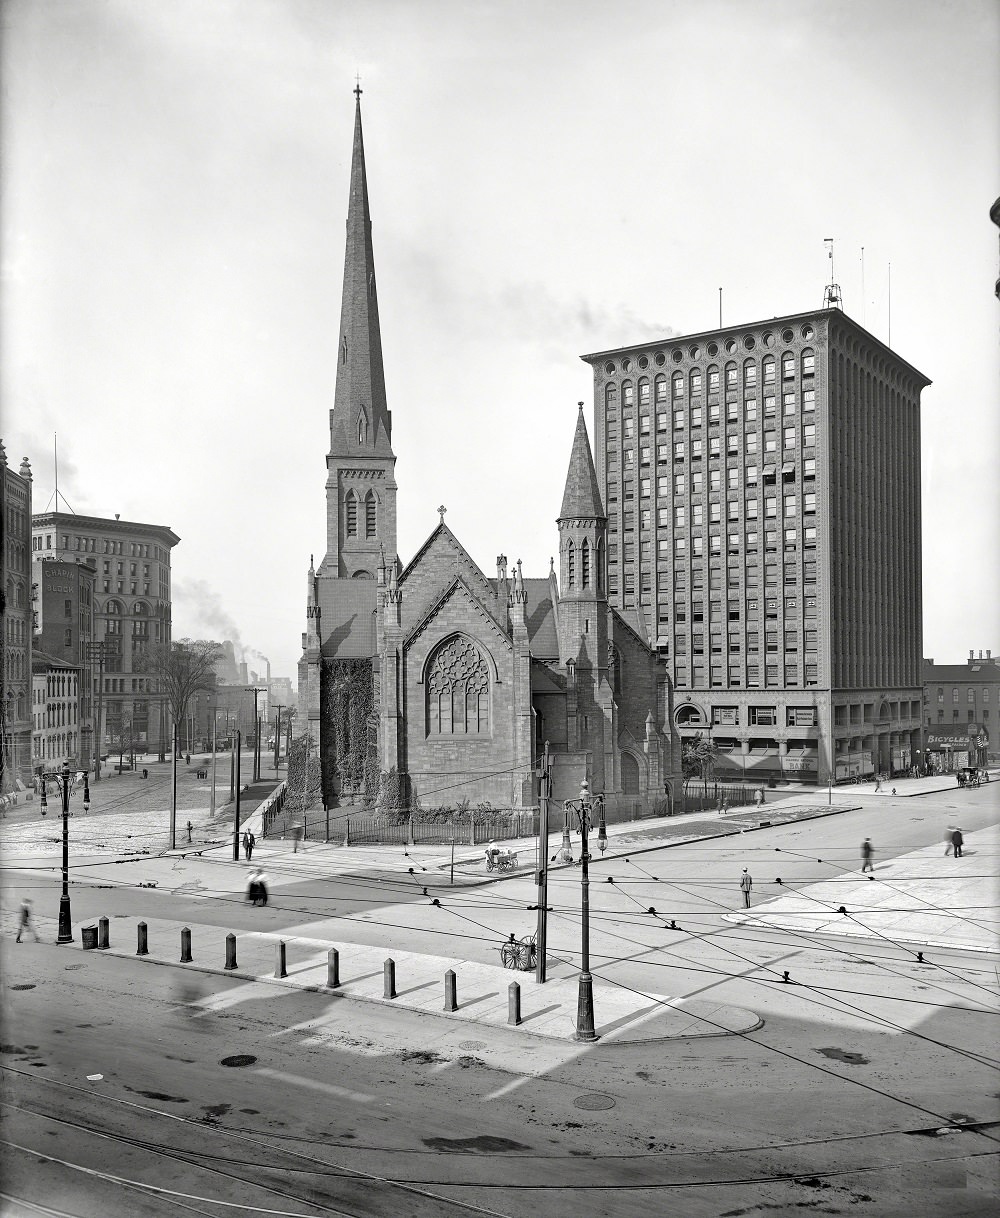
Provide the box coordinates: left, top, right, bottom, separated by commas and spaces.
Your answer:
621, 752, 641, 795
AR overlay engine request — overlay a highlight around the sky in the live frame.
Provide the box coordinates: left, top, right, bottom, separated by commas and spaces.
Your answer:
3, 0, 998, 680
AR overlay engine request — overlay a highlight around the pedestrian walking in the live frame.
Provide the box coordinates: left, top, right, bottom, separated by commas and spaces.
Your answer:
861, 837, 874, 873
755, 788, 764, 807
739, 868, 753, 908
246, 830, 255, 861
944, 826, 955, 856
15, 898, 39, 943
292, 821, 303, 853
242, 830, 250, 860
874, 776, 882, 792
951, 827, 964, 858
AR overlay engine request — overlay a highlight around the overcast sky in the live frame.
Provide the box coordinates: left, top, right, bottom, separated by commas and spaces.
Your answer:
3, 0, 998, 679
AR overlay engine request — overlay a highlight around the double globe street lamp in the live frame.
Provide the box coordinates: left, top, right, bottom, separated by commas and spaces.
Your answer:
561, 778, 607, 1042
39, 761, 90, 944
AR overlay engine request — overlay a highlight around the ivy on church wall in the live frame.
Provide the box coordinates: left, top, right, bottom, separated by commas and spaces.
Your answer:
320, 658, 378, 806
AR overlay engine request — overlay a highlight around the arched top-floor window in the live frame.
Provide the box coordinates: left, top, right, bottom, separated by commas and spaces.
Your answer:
763, 355, 776, 384
605, 383, 617, 409
689, 369, 702, 396
426, 636, 490, 736
345, 491, 358, 537
672, 371, 684, 399
801, 347, 815, 376
581, 538, 591, 588
638, 377, 650, 406
622, 380, 634, 406
654, 374, 668, 402
782, 351, 795, 380
106, 600, 122, 615
725, 361, 737, 388
567, 540, 576, 590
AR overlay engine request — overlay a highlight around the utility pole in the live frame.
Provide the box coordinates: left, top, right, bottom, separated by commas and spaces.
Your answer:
84, 640, 112, 782
233, 729, 242, 861
40, 763, 90, 943
534, 741, 552, 983
273, 704, 285, 772
210, 710, 218, 818
170, 723, 178, 849
245, 686, 265, 782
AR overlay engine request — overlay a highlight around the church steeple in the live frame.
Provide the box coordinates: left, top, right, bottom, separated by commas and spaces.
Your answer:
559, 403, 605, 521
321, 87, 398, 580
330, 85, 393, 459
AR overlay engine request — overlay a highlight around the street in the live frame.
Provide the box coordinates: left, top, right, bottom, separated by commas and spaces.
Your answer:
2, 784, 998, 1216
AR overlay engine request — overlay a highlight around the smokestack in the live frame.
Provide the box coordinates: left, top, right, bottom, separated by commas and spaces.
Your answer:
239, 661, 248, 684
266, 658, 271, 687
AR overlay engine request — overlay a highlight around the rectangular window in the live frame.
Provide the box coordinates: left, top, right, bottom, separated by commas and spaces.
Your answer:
764, 433, 777, 453
709, 502, 722, 523
675, 506, 686, 527
968, 688, 976, 703
674, 409, 685, 429
727, 400, 739, 423
748, 706, 777, 725
804, 526, 817, 546
692, 504, 703, 525
691, 471, 703, 492
692, 536, 704, 556
784, 494, 797, 516
691, 406, 703, 427
710, 469, 722, 491
803, 424, 816, 447
728, 467, 740, 488
763, 395, 776, 418
640, 446, 651, 463
674, 442, 685, 460
708, 402, 720, 423
745, 433, 757, 453
783, 426, 796, 449
745, 400, 758, 422
803, 386, 816, 411
640, 478, 650, 497
709, 436, 721, 456
691, 439, 703, 458
804, 492, 816, 513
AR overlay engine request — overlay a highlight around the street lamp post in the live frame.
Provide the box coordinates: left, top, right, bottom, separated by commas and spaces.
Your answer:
40, 762, 90, 944
273, 704, 285, 772
564, 779, 606, 1043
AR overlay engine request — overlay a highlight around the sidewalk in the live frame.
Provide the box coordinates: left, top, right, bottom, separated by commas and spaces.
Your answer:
43, 912, 762, 1045
724, 822, 1000, 954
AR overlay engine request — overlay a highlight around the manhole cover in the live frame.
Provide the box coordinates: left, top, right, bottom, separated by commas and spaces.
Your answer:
220, 1055, 257, 1068
459, 1040, 486, 1050
10, 984, 36, 991
574, 1093, 616, 1111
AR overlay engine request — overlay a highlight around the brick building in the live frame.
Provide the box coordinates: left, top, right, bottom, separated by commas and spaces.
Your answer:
299, 93, 678, 809
31, 511, 179, 761
583, 312, 930, 784
1, 443, 33, 788
30, 556, 96, 767
923, 650, 998, 769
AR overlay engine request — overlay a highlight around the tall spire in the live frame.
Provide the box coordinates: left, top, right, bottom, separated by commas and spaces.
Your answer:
330, 86, 393, 457
558, 403, 605, 521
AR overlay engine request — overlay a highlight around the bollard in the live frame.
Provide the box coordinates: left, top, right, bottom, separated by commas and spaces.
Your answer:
97, 916, 110, 950
383, 958, 396, 999
224, 933, 238, 970
180, 926, 192, 963
136, 921, 149, 956
508, 980, 522, 1026
327, 947, 340, 989
444, 969, 458, 1012
275, 940, 287, 979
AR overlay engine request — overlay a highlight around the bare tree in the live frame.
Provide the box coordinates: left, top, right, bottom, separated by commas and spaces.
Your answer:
138, 639, 222, 743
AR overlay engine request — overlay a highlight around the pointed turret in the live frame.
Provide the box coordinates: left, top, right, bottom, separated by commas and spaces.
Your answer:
330, 86, 393, 459
558, 403, 605, 523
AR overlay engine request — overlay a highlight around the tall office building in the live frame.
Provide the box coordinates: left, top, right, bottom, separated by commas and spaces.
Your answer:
31, 512, 179, 760
583, 309, 929, 785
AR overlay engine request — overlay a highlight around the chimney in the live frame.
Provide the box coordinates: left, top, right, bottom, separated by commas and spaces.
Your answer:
239, 661, 248, 684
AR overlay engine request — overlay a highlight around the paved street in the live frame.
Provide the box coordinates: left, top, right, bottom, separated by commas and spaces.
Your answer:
1, 776, 998, 1216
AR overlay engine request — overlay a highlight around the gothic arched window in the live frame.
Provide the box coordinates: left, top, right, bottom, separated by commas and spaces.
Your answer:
581, 538, 590, 588
426, 636, 490, 736
358, 410, 368, 445
365, 491, 377, 538
567, 540, 576, 590
345, 492, 358, 537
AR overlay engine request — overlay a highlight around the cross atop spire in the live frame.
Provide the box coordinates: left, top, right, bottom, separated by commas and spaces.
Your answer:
437, 505, 447, 524
354, 76, 362, 101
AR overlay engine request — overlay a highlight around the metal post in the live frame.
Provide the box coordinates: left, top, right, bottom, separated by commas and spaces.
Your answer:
536, 741, 551, 983
275, 940, 287, 979
229, 718, 236, 802
180, 926, 192, 963
98, 915, 110, 949
233, 730, 242, 861
444, 969, 457, 1012
383, 958, 396, 999
507, 981, 522, 1026
137, 921, 148, 956
225, 933, 237, 970
327, 947, 340, 988
57, 764, 73, 944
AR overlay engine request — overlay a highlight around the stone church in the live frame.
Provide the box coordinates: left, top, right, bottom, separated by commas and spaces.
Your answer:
298, 92, 678, 811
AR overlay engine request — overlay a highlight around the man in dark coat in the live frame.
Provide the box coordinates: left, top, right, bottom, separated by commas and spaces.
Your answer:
951, 828, 964, 858
861, 838, 874, 873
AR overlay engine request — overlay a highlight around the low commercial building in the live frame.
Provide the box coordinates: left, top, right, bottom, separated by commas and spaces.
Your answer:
1, 444, 34, 788
31, 649, 81, 771
923, 650, 998, 769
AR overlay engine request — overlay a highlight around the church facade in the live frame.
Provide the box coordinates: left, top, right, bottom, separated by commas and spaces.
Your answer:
298, 93, 679, 811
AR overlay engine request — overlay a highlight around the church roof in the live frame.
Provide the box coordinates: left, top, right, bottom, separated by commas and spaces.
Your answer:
329, 89, 394, 459
558, 405, 605, 521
